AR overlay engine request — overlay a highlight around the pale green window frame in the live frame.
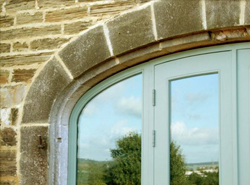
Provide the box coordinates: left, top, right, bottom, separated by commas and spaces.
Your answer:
68, 42, 250, 185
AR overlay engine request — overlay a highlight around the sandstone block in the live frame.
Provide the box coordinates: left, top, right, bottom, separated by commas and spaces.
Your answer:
245, 1, 250, 25
0, 15, 14, 28
5, 0, 35, 13
0, 70, 9, 84
0, 150, 16, 176
20, 126, 48, 185
0, 52, 53, 67
22, 58, 72, 123
0, 127, 17, 146
10, 108, 18, 126
16, 12, 43, 25
0, 85, 27, 108
89, 1, 135, 16
107, 5, 155, 56
45, 6, 87, 22
154, 0, 203, 40
59, 25, 111, 78
37, 0, 74, 9
0, 43, 11, 53
13, 42, 29, 52
11, 69, 36, 83
64, 20, 92, 35
206, 1, 241, 29
0, 25, 61, 41
30, 37, 70, 50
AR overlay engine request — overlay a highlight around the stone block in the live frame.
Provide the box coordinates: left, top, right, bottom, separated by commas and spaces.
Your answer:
0, 85, 27, 108
45, 6, 87, 22
0, 25, 61, 41
0, 150, 16, 176
107, 5, 155, 56
11, 69, 36, 83
0, 52, 53, 67
30, 37, 70, 50
154, 0, 203, 40
20, 126, 48, 185
5, 0, 35, 13
206, 1, 241, 29
89, 1, 135, 16
59, 25, 111, 78
0, 109, 10, 126
0, 128, 17, 146
0, 15, 14, 28
0, 70, 9, 84
16, 12, 43, 25
0, 43, 11, 53
13, 42, 29, 52
37, 0, 74, 9
22, 58, 72, 123
245, 1, 250, 25
10, 108, 18, 126
64, 20, 92, 35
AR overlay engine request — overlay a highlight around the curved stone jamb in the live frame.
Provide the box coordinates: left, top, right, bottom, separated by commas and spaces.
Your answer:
19, 1, 250, 184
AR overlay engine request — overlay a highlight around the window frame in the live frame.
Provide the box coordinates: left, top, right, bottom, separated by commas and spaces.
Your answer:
68, 42, 250, 185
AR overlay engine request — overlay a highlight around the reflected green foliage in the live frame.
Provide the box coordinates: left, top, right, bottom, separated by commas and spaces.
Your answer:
77, 133, 219, 185
170, 141, 187, 185
104, 132, 141, 185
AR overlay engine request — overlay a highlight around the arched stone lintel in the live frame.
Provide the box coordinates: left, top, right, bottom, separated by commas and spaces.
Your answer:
22, 0, 250, 125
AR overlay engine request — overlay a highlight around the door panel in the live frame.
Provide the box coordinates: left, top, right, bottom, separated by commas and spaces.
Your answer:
154, 52, 235, 185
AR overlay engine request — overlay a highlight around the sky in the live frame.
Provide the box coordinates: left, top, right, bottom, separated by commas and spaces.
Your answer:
77, 73, 219, 164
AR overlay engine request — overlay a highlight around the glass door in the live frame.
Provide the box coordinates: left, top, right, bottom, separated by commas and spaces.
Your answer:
154, 51, 235, 185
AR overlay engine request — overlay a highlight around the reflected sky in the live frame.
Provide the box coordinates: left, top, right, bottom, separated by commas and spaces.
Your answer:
170, 74, 219, 163
78, 74, 142, 161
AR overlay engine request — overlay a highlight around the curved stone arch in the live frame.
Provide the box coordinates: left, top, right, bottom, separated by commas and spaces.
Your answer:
20, 0, 250, 184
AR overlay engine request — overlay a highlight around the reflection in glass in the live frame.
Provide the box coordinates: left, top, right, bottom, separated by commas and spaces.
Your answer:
77, 74, 142, 185
170, 74, 219, 185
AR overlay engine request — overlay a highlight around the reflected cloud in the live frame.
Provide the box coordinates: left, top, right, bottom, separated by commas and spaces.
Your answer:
171, 121, 219, 145
117, 96, 142, 118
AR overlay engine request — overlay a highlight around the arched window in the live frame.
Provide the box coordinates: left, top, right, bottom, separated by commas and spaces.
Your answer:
69, 43, 250, 185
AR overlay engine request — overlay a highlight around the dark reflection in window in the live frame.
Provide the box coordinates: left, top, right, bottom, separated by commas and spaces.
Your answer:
77, 74, 142, 185
170, 74, 219, 185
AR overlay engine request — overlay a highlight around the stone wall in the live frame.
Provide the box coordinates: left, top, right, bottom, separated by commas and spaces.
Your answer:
0, 1, 148, 184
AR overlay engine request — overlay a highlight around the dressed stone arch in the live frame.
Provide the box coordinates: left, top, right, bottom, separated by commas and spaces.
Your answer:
20, 0, 250, 184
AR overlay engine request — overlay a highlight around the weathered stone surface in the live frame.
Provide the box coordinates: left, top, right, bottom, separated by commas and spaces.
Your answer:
64, 20, 92, 35
206, 1, 241, 29
0, 70, 9, 84
0, 85, 27, 108
59, 25, 111, 78
107, 5, 155, 56
0, 52, 53, 67
11, 69, 36, 83
154, 0, 203, 40
45, 6, 87, 22
245, 1, 250, 25
5, 0, 35, 13
10, 108, 18, 126
89, 1, 135, 16
38, 0, 74, 9
0, 25, 61, 41
0, 150, 16, 176
0, 128, 17, 146
13, 42, 29, 52
31, 37, 70, 50
0, 43, 11, 53
0, 15, 14, 28
16, 11, 43, 25
20, 126, 48, 185
22, 58, 72, 123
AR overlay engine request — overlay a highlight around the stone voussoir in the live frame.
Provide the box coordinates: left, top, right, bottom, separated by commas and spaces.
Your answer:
206, 0, 241, 30
59, 25, 111, 78
154, 0, 204, 40
22, 57, 72, 123
106, 4, 155, 56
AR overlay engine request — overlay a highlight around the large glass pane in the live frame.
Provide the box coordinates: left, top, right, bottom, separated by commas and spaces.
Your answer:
77, 74, 142, 185
170, 74, 219, 185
